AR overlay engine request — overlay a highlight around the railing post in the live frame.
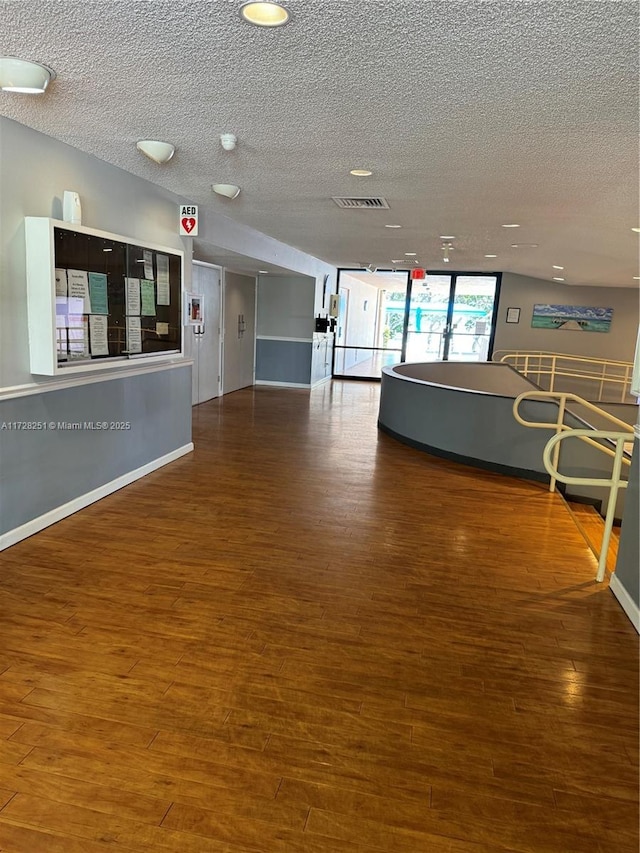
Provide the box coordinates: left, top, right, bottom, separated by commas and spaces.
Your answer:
596, 436, 626, 583
598, 363, 605, 402
548, 395, 566, 493
549, 356, 556, 392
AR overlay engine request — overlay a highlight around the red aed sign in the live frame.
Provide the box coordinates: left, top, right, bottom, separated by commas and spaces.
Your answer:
411, 268, 425, 280
179, 205, 198, 236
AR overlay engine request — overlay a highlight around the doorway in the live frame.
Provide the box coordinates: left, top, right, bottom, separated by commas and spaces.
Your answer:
333, 269, 500, 379
222, 271, 256, 394
189, 261, 221, 405
406, 273, 500, 363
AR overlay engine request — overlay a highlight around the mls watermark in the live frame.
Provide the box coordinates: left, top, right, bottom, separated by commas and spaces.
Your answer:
0, 421, 132, 431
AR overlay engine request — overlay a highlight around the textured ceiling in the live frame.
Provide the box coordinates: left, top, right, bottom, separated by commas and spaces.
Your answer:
2, 0, 639, 287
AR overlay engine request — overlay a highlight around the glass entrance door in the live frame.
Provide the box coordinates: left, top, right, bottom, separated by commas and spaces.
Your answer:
405, 272, 499, 363
446, 275, 500, 361
333, 269, 410, 379
333, 269, 500, 378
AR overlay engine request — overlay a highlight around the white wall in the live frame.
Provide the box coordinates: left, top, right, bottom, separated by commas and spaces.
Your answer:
494, 273, 639, 362
340, 273, 381, 348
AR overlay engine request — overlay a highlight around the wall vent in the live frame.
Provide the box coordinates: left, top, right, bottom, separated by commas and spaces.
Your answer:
332, 197, 390, 210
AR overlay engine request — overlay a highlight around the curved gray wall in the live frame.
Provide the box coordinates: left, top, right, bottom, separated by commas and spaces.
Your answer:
379, 363, 630, 515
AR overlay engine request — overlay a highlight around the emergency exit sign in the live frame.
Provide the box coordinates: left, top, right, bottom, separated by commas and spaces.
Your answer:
179, 205, 198, 236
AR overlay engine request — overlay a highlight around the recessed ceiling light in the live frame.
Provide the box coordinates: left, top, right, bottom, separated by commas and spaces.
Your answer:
391, 259, 403, 263
385, 224, 402, 228
258, 270, 268, 274
552, 265, 564, 270
510, 243, 538, 248
633, 276, 640, 280
405, 252, 417, 256
484, 254, 497, 258
632, 227, 640, 233
239, 1, 290, 27
0, 56, 56, 93
553, 277, 565, 282
103, 248, 113, 252
439, 235, 456, 240
502, 223, 520, 228
350, 169, 372, 176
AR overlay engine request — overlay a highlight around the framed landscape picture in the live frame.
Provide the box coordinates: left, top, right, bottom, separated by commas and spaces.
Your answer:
531, 304, 613, 332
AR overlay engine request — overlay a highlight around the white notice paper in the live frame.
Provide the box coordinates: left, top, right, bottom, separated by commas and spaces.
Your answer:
156, 322, 169, 335
126, 277, 141, 315
67, 269, 91, 314
89, 315, 109, 356
126, 316, 142, 354
156, 254, 170, 305
143, 249, 154, 280
67, 315, 89, 359
55, 268, 68, 298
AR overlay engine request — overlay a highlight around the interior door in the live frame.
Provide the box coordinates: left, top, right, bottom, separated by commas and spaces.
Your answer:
190, 261, 221, 405
222, 271, 256, 395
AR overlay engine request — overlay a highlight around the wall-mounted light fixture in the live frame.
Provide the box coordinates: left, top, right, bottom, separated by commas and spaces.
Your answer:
136, 140, 175, 164
0, 56, 56, 93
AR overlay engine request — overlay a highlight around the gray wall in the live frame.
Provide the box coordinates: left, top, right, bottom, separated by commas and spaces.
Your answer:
0, 368, 191, 535
0, 117, 193, 541
614, 438, 639, 610
255, 340, 312, 385
256, 274, 315, 385
494, 273, 639, 363
379, 364, 630, 514
256, 274, 315, 339
0, 117, 190, 390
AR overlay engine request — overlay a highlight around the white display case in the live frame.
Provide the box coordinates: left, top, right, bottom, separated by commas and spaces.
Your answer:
25, 217, 184, 376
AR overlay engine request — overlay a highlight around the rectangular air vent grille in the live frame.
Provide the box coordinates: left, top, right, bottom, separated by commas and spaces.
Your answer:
332, 197, 390, 210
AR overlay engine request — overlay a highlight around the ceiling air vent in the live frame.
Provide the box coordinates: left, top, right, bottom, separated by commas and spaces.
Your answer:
332, 196, 390, 210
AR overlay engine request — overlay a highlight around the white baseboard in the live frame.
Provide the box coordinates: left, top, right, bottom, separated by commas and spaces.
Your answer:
254, 380, 311, 389
0, 443, 194, 552
311, 376, 332, 389
609, 574, 640, 633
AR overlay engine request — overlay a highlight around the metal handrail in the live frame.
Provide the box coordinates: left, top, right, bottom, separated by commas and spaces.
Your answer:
543, 430, 630, 582
494, 351, 634, 402
513, 390, 633, 492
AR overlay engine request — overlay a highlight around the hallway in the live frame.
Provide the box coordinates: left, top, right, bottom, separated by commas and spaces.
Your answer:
0, 381, 637, 852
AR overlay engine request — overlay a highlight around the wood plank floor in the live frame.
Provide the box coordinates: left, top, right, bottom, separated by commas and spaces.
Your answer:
0, 381, 637, 853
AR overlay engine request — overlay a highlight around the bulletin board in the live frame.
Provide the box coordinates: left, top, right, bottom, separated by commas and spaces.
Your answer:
52, 227, 182, 365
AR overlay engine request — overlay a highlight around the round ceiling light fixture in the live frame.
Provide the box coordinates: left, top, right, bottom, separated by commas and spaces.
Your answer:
501, 223, 520, 228
0, 56, 56, 93
510, 243, 538, 248
240, 1, 290, 26
350, 169, 372, 176
212, 183, 241, 199
385, 224, 402, 228
484, 254, 497, 258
